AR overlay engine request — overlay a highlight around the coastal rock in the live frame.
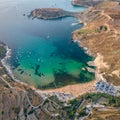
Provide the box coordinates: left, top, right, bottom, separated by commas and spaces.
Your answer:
0, 0, 120, 119
71, 0, 104, 7
30, 8, 80, 19
86, 67, 95, 73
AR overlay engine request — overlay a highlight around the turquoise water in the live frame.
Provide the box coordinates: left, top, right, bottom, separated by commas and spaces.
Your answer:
0, 0, 94, 89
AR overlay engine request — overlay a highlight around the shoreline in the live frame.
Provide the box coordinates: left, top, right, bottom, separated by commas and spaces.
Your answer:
0, 3, 96, 98
1, 44, 28, 86
0, 44, 96, 97
1, 45, 14, 79
37, 80, 96, 97
72, 0, 120, 86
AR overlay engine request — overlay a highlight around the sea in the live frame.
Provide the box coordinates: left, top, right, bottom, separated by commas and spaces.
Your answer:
0, 0, 94, 89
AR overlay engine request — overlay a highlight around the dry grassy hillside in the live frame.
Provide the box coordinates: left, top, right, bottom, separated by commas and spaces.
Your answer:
73, 1, 120, 85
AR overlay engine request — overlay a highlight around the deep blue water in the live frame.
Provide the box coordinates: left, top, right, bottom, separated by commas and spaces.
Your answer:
0, 0, 94, 88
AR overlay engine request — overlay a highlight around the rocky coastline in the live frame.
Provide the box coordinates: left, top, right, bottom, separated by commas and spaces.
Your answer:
71, 0, 104, 7
30, 8, 81, 19
72, 0, 120, 86
0, 42, 96, 120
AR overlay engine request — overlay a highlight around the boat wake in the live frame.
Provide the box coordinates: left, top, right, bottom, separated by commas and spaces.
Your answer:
71, 22, 79, 26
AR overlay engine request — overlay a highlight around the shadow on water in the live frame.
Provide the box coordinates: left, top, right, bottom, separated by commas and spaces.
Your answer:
52, 37, 93, 64
37, 69, 95, 90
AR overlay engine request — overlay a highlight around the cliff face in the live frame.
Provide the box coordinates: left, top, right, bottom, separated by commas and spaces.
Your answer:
72, 1, 120, 85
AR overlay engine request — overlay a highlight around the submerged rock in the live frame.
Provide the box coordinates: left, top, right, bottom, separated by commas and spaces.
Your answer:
35, 65, 40, 75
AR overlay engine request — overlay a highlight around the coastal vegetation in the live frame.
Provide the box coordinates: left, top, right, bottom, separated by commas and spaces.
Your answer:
63, 92, 120, 119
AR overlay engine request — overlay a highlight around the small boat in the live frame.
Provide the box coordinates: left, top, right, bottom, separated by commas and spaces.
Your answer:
71, 22, 79, 26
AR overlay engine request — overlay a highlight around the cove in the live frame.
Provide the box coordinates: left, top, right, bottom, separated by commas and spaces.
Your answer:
0, 0, 94, 89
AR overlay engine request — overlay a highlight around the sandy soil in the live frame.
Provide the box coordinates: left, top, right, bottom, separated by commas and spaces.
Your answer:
39, 80, 96, 97
94, 53, 109, 72
112, 70, 120, 78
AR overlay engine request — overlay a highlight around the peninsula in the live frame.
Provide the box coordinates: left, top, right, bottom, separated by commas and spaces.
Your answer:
30, 8, 80, 19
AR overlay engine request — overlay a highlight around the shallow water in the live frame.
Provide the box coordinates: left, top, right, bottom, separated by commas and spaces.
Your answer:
0, 0, 94, 88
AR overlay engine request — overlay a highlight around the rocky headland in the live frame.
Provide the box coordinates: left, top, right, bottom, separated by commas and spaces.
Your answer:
30, 8, 80, 19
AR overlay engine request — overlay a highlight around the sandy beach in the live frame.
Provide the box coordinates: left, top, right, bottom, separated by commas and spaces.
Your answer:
39, 80, 96, 97
1, 44, 96, 98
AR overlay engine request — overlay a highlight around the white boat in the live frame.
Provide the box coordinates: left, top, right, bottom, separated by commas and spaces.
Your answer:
71, 22, 79, 26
